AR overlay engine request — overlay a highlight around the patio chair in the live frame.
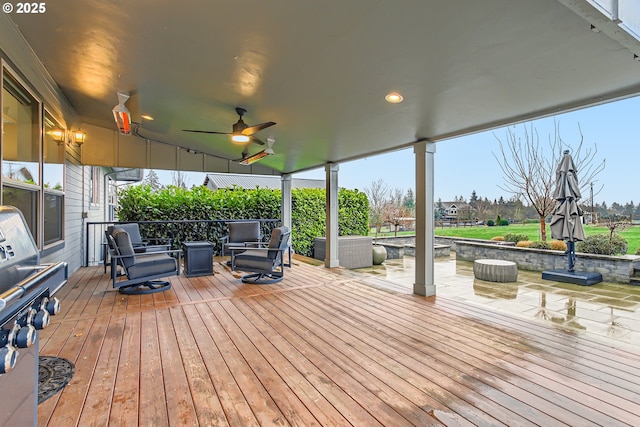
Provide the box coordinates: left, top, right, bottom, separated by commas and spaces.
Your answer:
230, 226, 291, 284
108, 228, 182, 295
221, 221, 262, 258
103, 223, 171, 274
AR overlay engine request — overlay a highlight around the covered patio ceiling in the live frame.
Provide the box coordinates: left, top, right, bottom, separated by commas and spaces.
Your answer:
5, 0, 640, 174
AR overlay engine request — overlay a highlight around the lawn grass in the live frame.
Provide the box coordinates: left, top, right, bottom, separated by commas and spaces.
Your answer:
369, 224, 640, 255
433, 223, 640, 255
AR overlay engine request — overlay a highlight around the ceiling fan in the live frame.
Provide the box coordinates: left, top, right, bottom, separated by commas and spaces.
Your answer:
183, 107, 275, 145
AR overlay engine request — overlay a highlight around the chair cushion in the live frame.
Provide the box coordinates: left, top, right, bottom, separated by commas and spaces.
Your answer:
267, 226, 288, 259
228, 221, 260, 243
127, 254, 177, 280
113, 229, 136, 268
234, 250, 274, 272
109, 223, 144, 246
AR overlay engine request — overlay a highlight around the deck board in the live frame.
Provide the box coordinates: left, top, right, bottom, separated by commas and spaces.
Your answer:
37, 257, 640, 426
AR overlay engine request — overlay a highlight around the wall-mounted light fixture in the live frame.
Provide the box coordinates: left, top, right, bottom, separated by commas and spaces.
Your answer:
72, 130, 86, 146
51, 128, 66, 145
112, 92, 132, 135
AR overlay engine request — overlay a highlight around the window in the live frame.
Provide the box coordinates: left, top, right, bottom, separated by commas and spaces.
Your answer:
90, 166, 100, 205
1, 66, 66, 249
2, 72, 41, 239
43, 112, 65, 245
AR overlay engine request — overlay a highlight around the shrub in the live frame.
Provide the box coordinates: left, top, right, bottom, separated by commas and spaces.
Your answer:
490, 236, 504, 241
117, 185, 369, 257
486, 219, 495, 227
549, 240, 567, 251
528, 241, 551, 250
576, 233, 628, 255
516, 241, 531, 248
498, 219, 509, 226
504, 233, 529, 244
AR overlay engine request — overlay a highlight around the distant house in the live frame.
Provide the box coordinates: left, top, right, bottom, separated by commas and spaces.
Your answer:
203, 172, 325, 191
438, 202, 474, 221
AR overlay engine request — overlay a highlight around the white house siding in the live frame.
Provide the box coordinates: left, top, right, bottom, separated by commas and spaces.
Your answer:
40, 149, 108, 276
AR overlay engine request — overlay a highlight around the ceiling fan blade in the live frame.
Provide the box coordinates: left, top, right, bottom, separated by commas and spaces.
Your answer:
242, 121, 276, 135
182, 129, 230, 135
249, 136, 266, 145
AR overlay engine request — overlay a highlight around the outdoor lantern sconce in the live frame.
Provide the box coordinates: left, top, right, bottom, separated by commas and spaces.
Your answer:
72, 130, 86, 147
51, 128, 66, 145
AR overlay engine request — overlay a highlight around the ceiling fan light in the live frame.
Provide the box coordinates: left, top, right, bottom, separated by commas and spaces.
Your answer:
231, 134, 250, 143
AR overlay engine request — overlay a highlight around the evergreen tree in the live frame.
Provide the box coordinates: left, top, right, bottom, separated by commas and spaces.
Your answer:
403, 188, 415, 211
469, 190, 479, 208
142, 170, 162, 191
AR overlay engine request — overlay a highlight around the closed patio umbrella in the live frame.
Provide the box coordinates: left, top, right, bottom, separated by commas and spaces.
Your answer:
549, 150, 585, 271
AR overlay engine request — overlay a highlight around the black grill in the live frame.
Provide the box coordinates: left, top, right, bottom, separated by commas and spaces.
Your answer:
0, 206, 67, 426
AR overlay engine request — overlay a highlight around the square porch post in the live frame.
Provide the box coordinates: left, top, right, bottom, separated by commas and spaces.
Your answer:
414, 141, 436, 296
325, 163, 339, 268
281, 174, 292, 233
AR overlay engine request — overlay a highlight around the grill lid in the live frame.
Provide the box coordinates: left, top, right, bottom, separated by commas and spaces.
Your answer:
0, 206, 39, 292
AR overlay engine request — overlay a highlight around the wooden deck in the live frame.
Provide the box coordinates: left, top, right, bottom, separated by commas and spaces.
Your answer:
38, 256, 640, 426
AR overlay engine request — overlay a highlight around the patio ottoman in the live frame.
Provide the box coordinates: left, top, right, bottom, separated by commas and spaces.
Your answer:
473, 259, 518, 282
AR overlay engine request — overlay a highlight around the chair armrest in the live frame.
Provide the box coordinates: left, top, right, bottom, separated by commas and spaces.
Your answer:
229, 246, 285, 255
242, 240, 266, 248
111, 249, 183, 260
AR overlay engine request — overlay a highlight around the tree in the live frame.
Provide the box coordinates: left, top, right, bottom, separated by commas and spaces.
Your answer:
142, 170, 162, 191
493, 122, 605, 241
364, 179, 389, 237
435, 198, 445, 221
171, 171, 188, 188
403, 189, 415, 212
384, 188, 412, 236
469, 190, 479, 208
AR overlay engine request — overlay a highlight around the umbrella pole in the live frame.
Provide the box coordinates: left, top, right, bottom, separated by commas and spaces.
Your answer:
567, 241, 576, 272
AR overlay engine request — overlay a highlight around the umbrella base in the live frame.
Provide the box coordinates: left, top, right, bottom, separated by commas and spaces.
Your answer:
542, 269, 602, 286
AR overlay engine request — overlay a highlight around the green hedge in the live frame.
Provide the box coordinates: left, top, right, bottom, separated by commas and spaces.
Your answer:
116, 185, 369, 257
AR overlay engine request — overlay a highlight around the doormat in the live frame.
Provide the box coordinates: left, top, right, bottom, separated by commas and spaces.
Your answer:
38, 356, 75, 404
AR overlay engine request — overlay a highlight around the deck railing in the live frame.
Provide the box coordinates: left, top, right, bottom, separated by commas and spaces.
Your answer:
85, 219, 281, 266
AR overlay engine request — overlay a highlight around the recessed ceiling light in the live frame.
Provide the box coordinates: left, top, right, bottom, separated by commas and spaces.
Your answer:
385, 92, 404, 103
141, 114, 154, 120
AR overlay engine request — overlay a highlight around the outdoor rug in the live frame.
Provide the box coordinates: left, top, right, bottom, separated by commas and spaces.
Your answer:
38, 356, 75, 404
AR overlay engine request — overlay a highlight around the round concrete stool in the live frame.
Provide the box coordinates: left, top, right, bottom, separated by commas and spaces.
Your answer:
473, 259, 518, 282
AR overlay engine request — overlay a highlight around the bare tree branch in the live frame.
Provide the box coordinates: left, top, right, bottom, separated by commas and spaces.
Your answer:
492, 121, 605, 240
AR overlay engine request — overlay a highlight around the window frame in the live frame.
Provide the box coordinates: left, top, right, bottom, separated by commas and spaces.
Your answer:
1, 61, 66, 251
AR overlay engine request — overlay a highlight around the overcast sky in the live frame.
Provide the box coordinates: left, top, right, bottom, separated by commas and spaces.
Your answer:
157, 95, 639, 206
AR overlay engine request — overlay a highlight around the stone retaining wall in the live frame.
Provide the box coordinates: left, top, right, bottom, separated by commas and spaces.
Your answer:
456, 241, 640, 284
373, 236, 450, 259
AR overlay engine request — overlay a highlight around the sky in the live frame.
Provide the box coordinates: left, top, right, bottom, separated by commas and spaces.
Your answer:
156, 95, 638, 206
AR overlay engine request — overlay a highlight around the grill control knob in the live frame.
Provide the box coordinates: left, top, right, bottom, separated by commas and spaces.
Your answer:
0, 345, 17, 374
14, 325, 36, 348
33, 310, 51, 330
18, 308, 38, 327
46, 297, 60, 315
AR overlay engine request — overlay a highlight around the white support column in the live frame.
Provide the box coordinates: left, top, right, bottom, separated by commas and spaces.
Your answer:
281, 174, 292, 233
325, 163, 340, 268
414, 141, 436, 296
